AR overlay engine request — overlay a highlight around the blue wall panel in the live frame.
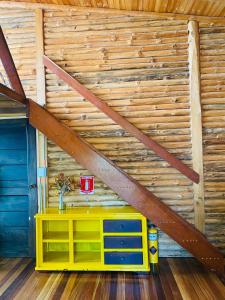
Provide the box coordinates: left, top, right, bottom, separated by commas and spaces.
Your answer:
0, 187, 28, 196
0, 228, 28, 243
0, 180, 27, 188
0, 150, 27, 164
0, 165, 27, 181
0, 196, 28, 211
0, 129, 26, 150
0, 212, 28, 227
0, 119, 37, 257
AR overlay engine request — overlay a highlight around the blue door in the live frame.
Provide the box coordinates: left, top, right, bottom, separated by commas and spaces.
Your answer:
0, 119, 37, 257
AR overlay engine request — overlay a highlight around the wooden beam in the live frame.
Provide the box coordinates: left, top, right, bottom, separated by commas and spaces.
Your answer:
188, 21, 205, 233
35, 8, 48, 212
28, 98, 225, 276
0, 26, 26, 99
1, 1, 225, 24
0, 83, 26, 105
43, 55, 200, 184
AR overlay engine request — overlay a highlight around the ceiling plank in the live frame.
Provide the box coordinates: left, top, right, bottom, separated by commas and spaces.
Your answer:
1, 1, 225, 23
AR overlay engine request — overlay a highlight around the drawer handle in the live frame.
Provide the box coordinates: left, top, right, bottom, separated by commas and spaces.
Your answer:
120, 241, 125, 245
119, 224, 124, 229
120, 257, 125, 261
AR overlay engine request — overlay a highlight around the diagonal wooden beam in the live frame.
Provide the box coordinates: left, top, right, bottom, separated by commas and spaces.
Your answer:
0, 82, 26, 105
29, 99, 224, 276
43, 55, 200, 184
0, 26, 26, 99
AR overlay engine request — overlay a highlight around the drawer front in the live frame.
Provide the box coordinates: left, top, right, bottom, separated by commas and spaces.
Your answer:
104, 236, 142, 249
104, 252, 143, 265
103, 220, 142, 232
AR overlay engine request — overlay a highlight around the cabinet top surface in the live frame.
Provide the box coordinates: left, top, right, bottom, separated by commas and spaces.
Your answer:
35, 206, 143, 217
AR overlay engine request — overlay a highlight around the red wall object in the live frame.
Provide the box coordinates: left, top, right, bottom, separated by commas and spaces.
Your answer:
80, 176, 94, 194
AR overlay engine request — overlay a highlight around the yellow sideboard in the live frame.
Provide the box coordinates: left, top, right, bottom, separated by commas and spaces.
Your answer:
35, 206, 150, 272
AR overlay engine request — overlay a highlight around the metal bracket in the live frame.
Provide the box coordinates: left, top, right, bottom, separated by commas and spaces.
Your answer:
37, 167, 47, 177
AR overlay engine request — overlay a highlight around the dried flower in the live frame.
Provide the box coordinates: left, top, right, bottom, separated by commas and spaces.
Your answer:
53, 173, 76, 195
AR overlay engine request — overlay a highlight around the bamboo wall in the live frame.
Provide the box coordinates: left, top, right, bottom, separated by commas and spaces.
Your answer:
200, 22, 225, 252
44, 10, 193, 256
0, 8, 36, 100
0, 6, 224, 256
0, 8, 36, 117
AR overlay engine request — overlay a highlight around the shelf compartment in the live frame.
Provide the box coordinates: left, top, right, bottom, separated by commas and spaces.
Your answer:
74, 231, 100, 242
43, 220, 69, 241
43, 231, 69, 242
74, 251, 101, 263
73, 220, 100, 241
43, 242, 69, 263
74, 242, 101, 263
43, 251, 69, 263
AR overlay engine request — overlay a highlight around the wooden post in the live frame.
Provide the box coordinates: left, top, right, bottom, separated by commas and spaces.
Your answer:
35, 8, 47, 212
188, 21, 205, 232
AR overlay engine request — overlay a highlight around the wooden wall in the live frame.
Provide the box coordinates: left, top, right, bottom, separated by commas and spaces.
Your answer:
0, 8, 36, 100
0, 8, 36, 117
200, 22, 225, 252
44, 10, 193, 256
0, 5, 224, 256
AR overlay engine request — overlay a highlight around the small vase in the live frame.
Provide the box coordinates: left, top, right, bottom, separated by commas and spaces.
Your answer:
58, 192, 65, 210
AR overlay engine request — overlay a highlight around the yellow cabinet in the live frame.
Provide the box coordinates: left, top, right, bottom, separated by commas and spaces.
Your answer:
35, 206, 150, 272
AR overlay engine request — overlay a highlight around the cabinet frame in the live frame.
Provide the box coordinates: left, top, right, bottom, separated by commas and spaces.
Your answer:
35, 207, 150, 272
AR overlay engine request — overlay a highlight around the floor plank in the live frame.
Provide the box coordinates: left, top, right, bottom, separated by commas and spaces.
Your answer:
158, 258, 183, 300
0, 258, 224, 299
168, 258, 225, 300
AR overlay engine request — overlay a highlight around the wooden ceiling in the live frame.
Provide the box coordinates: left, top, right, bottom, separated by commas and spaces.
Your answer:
3, 0, 225, 17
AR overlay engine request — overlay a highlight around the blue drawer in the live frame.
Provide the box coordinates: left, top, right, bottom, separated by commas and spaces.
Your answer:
104, 252, 143, 265
103, 220, 142, 232
104, 236, 142, 249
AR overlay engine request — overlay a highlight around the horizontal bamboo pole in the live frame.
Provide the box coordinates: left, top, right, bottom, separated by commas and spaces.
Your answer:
1, 1, 225, 24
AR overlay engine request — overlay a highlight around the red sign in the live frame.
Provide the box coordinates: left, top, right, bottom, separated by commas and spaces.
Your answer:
80, 176, 94, 194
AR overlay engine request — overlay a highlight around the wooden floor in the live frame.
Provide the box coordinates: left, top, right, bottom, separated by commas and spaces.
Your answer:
0, 258, 224, 300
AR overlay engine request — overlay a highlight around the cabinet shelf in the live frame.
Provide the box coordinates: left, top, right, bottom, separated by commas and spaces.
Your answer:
43, 231, 69, 242
43, 241, 69, 263
74, 251, 101, 263
74, 231, 100, 242
43, 251, 69, 263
